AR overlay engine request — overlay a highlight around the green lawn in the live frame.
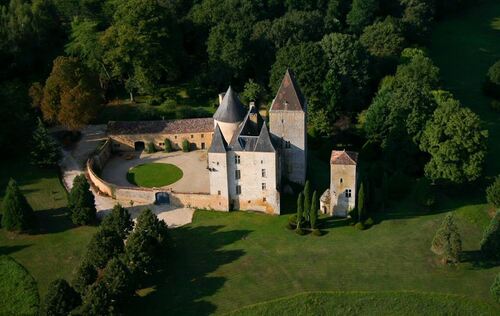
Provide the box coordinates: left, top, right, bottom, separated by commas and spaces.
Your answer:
0, 159, 96, 297
127, 163, 183, 188
226, 291, 498, 316
0, 255, 39, 316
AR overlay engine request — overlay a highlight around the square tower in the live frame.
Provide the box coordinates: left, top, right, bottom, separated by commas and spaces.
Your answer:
269, 69, 307, 185
329, 150, 358, 217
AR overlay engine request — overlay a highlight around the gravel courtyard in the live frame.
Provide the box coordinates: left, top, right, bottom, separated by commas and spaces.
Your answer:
101, 150, 210, 193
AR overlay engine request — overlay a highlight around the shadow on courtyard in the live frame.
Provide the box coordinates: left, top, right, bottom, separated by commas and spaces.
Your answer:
129, 225, 251, 316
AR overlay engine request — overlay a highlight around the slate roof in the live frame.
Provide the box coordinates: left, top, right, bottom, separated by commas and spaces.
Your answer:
208, 124, 227, 153
213, 86, 247, 123
270, 69, 306, 112
330, 150, 358, 165
229, 106, 275, 153
107, 118, 213, 135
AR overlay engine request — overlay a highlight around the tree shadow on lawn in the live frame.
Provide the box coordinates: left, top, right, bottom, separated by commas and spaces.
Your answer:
33, 207, 77, 235
460, 250, 499, 270
0, 245, 31, 256
130, 225, 251, 316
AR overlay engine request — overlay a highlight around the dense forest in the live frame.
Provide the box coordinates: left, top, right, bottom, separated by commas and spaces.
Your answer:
0, 0, 489, 185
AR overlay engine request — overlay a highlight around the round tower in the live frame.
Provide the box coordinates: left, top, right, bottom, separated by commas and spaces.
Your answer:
213, 86, 246, 143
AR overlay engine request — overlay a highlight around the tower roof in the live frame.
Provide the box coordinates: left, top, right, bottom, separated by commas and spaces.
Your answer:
330, 150, 358, 165
270, 69, 306, 112
208, 124, 227, 153
229, 106, 276, 153
254, 122, 275, 152
213, 86, 247, 123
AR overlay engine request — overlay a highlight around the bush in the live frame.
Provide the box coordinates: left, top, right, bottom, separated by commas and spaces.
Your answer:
182, 139, 190, 152
146, 142, 156, 154
164, 139, 172, 153
355, 222, 366, 230
480, 211, 500, 260
43, 279, 80, 316
146, 96, 162, 106
295, 227, 306, 235
491, 100, 500, 112
161, 98, 177, 110
1, 178, 36, 232
364, 217, 374, 227
486, 176, 500, 208
414, 178, 435, 207
312, 228, 322, 236
491, 273, 500, 304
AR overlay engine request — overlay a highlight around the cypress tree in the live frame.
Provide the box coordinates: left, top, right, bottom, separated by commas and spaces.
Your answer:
101, 204, 133, 240
431, 213, 462, 264
303, 181, 311, 221
43, 279, 80, 316
85, 228, 124, 269
480, 211, 500, 260
164, 138, 172, 153
72, 260, 97, 296
486, 176, 500, 208
296, 192, 304, 224
1, 178, 35, 231
30, 117, 61, 167
101, 257, 134, 301
310, 191, 318, 229
357, 182, 365, 222
68, 174, 96, 225
491, 273, 500, 303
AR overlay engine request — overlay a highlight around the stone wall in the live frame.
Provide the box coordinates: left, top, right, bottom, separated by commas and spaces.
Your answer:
109, 131, 213, 152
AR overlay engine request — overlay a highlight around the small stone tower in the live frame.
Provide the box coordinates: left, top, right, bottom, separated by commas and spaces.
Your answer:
322, 150, 358, 217
213, 86, 247, 144
269, 69, 307, 185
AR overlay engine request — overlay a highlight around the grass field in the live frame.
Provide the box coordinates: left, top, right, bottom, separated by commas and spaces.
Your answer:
225, 291, 499, 316
126, 163, 183, 188
0, 255, 39, 316
0, 158, 96, 297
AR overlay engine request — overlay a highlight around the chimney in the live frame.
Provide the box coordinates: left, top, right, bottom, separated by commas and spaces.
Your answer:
218, 93, 226, 105
249, 102, 258, 125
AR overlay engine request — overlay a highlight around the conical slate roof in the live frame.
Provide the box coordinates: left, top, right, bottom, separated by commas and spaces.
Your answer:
208, 124, 227, 153
213, 86, 247, 123
270, 69, 306, 112
254, 122, 275, 152
229, 106, 276, 152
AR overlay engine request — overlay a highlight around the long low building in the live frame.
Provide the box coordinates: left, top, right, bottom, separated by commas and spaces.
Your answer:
107, 117, 214, 151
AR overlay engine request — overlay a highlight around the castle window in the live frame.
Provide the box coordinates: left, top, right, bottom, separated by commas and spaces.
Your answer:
263, 197, 266, 202
340, 178, 343, 184
262, 183, 266, 190
262, 169, 266, 178
235, 155, 241, 164
159, 142, 164, 146
217, 162, 219, 166
261, 160, 263, 164
236, 185, 241, 195
345, 189, 352, 198
235, 169, 241, 180
174, 135, 177, 139
190, 134, 193, 138
201, 134, 204, 138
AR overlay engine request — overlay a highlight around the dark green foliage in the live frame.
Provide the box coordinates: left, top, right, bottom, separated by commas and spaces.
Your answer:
164, 139, 172, 153
347, 0, 379, 33
79, 281, 112, 316
295, 226, 306, 235
355, 222, 366, 230
146, 142, 156, 154
484, 60, 500, 100
125, 209, 169, 275
310, 191, 318, 229
1, 178, 35, 232
431, 213, 462, 264
241, 79, 264, 104
312, 228, 322, 236
31, 118, 61, 167
400, 0, 434, 43
101, 204, 133, 240
414, 178, 435, 207
486, 176, 500, 208
42, 279, 80, 316
387, 171, 412, 200
85, 229, 124, 269
296, 192, 304, 222
357, 182, 366, 222
303, 181, 311, 221
72, 260, 97, 296
364, 217, 374, 227
491, 273, 500, 304
101, 257, 134, 301
480, 212, 500, 260
68, 175, 96, 225
182, 139, 190, 152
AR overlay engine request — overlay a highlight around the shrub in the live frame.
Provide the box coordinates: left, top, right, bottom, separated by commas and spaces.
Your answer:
146, 142, 156, 154
303, 181, 311, 222
295, 227, 306, 235
431, 213, 462, 264
364, 217, 374, 227
491, 273, 500, 304
355, 222, 366, 230
414, 178, 435, 207
68, 175, 96, 226
182, 139, 190, 152
1, 178, 36, 232
312, 228, 322, 236
491, 100, 500, 112
486, 176, 500, 208
146, 96, 162, 106
310, 191, 318, 229
480, 211, 500, 260
161, 98, 177, 110
164, 139, 172, 153
43, 279, 80, 316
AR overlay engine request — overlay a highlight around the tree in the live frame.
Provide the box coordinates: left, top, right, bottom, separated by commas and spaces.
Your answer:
400, 0, 434, 43
431, 213, 462, 264
296, 192, 304, 225
79, 281, 112, 316
72, 259, 97, 295
420, 94, 488, 183
42, 279, 80, 316
346, 0, 379, 33
125, 209, 169, 275
146, 142, 156, 154
265, 10, 324, 49
68, 175, 96, 225
357, 182, 366, 222
492, 273, 500, 304
85, 228, 124, 269
164, 139, 172, 153
310, 190, 318, 229
480, 212, 500, 260
101, 204, 133, 239
303, 181, 311, 222
1, 178, 35, 231
241, 79, 264, 104
486, 176, 500, 208
40, 56, 102, 130
30, 118, 61, 167
485, 60, 500, 99
101, 257, 134, 301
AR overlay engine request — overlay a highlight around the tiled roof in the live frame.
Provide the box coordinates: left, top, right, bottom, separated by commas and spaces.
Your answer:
107, 118, 214, 135
330, 150, 358, 165
270, 69, 306, 112
213, 86, 247, 123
